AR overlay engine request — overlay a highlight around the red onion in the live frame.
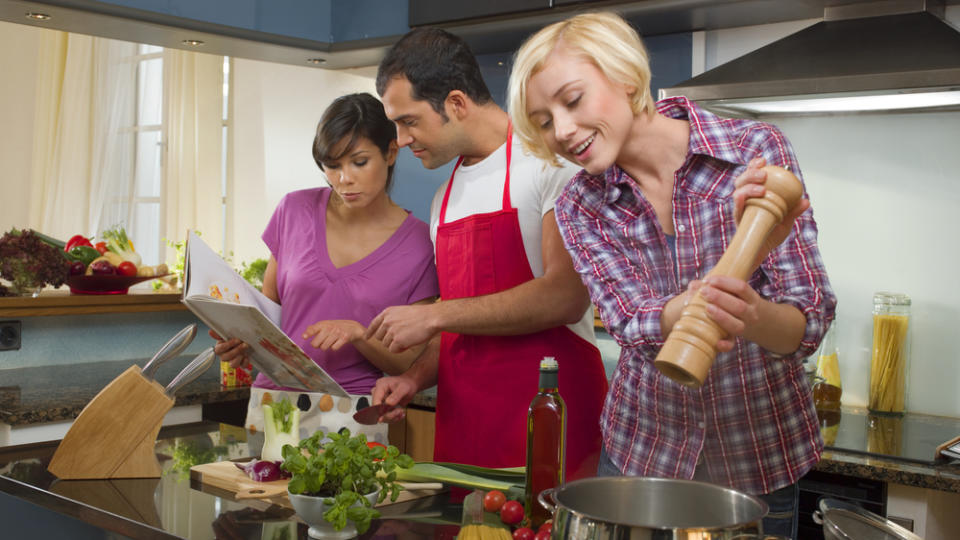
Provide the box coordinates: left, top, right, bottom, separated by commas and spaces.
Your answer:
235, 459, 287, 482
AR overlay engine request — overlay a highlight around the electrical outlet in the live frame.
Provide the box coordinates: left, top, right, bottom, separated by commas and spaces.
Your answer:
0, 320, 21, 351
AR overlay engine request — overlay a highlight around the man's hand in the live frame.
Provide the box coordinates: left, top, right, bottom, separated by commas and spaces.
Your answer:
370, 374, 419, 423
365, 304, 439, 353
209, 329, 250, 369
303, 320, 364, 351
733, 157, 810, 265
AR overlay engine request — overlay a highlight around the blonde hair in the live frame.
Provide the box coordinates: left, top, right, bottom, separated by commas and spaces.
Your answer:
508, 11, 656, 164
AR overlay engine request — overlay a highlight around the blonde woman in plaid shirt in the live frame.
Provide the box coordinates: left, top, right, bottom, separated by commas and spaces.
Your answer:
508, 12, 836, 538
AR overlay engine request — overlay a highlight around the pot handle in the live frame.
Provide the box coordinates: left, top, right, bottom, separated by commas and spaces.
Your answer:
537, 488, 557, 514
812, 509, 824, 525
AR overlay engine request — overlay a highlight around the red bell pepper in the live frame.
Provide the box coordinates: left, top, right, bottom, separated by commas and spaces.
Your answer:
64, 234, 93, 252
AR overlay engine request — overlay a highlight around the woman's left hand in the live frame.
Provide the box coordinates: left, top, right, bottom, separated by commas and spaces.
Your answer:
733, 157, 810, 266
303, 320, 365, 351
697, 275, 762, 351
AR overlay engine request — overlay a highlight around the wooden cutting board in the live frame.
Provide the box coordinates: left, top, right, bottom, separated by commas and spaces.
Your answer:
190, 461, 445, 507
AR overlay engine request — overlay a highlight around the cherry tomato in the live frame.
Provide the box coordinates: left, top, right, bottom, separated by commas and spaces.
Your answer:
512, 527, 535, 540
117, 261, 137, 276
94, 241, 108, 255
538, 521, 552, 535
499, 500, 524, 525
534, 531, 550, 540
366, 441, 387, 449
483, 489, 506, 513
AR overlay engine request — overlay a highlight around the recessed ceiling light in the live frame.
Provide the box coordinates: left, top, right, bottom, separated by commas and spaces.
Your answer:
25, 12, 51, 21
182, 39, 204, 46
307, 58, 326, 65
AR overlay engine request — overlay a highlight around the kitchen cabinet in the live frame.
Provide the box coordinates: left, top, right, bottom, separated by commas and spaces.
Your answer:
408, 0, 549, 26
403, 406, 437, 463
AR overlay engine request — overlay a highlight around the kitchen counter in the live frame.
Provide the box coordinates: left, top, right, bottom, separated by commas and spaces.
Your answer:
1, 416, 959, 538
0, 355, 436, 428
0, 421, 462, 539
0, 289, 187, 317
813, 406, 960, 493
0, 356, 248, 427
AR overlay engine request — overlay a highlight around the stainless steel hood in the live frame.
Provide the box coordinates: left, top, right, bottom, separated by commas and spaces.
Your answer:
660, 1, 960, 115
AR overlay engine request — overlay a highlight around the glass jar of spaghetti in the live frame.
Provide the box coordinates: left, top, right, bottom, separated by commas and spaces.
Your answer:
869, 292, 911, 415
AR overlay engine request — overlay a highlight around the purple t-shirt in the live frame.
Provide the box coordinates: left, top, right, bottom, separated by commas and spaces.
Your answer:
256, 187, 439, 394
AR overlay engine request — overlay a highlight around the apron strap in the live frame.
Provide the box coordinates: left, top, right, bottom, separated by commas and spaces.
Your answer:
437, 121, 514, 226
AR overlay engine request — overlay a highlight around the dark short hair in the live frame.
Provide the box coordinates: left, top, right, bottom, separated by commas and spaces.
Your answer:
375, 27, 493, 119
312, 93, 398, 189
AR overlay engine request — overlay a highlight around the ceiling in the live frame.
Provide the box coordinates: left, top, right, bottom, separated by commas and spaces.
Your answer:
1, 0, 958, 69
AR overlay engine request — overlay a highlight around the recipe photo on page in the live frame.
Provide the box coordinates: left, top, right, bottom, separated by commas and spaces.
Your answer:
181, 231, 347, 395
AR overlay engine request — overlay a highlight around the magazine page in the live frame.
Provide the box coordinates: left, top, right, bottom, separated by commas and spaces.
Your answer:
180, 231, 347, 395
182, 230, 281, 324
186, 297, 347, 395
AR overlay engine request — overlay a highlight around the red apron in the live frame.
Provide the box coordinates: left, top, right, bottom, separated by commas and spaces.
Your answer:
433, 126, 608, 481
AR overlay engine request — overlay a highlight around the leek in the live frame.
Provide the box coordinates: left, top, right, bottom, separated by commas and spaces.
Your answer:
394, 463, 524, 498
261, 399, 300, 462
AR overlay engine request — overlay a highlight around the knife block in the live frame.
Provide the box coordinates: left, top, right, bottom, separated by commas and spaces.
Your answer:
48, 366, 174, 479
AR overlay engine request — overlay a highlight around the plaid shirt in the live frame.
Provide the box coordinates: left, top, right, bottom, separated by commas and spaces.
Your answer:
555, 97, 836, 495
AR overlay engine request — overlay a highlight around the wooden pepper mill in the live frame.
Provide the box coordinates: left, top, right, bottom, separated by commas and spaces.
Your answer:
654, 165, 805, 388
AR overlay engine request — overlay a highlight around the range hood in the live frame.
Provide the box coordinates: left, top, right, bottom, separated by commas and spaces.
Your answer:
660, 1, 960, 116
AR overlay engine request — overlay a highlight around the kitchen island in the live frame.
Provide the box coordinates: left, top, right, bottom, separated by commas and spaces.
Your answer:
0, 421, 462, 539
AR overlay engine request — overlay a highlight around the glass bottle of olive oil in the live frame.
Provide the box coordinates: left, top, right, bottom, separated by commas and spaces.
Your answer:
524, 357, 566, 528
813, 322, 842, 413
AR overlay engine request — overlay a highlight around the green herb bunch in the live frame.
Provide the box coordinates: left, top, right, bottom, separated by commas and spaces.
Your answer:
281, 429, 414, 534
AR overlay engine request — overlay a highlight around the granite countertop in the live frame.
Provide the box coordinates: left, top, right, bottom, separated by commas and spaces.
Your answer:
3, 360, 958, 495
0, 357, 249, 426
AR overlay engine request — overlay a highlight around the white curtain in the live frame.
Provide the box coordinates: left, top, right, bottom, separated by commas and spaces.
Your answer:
162, 49, 224, 259
29, 32, 135, 239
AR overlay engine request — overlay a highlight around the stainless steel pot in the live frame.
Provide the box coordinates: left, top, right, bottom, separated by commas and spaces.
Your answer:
538, 476, 770, 539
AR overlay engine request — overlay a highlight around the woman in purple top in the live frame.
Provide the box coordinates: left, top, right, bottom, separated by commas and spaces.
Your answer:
213, 93, 439, 444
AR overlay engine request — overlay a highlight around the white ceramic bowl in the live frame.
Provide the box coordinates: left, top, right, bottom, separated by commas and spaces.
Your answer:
287, 487, 380, 539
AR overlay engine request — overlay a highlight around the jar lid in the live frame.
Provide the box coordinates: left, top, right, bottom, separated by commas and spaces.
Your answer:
873, 292, 911, 306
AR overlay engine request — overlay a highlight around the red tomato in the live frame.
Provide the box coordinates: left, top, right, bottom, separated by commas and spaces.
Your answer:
117, 261, 137, 276
538, 521, 552, 535
499, 500, 524, 525
512, 527, 535, 540
483, 489, 506, 513
94, 241, 108, 255
534, 531, 550, 540
366, 441, 387, 449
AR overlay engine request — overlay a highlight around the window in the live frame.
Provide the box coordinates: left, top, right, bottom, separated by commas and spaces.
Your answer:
120, 45, 231, 267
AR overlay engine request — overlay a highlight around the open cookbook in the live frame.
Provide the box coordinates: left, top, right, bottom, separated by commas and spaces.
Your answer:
180, 231, 347, 395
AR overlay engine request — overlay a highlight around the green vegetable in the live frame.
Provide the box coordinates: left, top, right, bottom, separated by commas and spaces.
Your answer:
261, 399, 300, 463
281, 429, 414, 534
394, 463, 524, 499
240, 257, 268, 290
65, 245, 101, 266
101, 225, 142, 267
30, 230, 67, 251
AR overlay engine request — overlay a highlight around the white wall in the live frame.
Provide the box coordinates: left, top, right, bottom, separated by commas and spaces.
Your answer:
703, 8, 960, 417
0, 21, 40, 233
229, 58, 377, 264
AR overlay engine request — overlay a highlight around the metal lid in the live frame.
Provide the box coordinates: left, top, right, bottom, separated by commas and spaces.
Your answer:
873, 291, 911, 306
818, 499, 921, 540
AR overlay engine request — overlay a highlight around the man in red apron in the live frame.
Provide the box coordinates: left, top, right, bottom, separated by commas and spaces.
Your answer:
366, 28, 608, 480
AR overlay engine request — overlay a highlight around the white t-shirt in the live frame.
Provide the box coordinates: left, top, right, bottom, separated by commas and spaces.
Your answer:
429, 138, 596, 345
